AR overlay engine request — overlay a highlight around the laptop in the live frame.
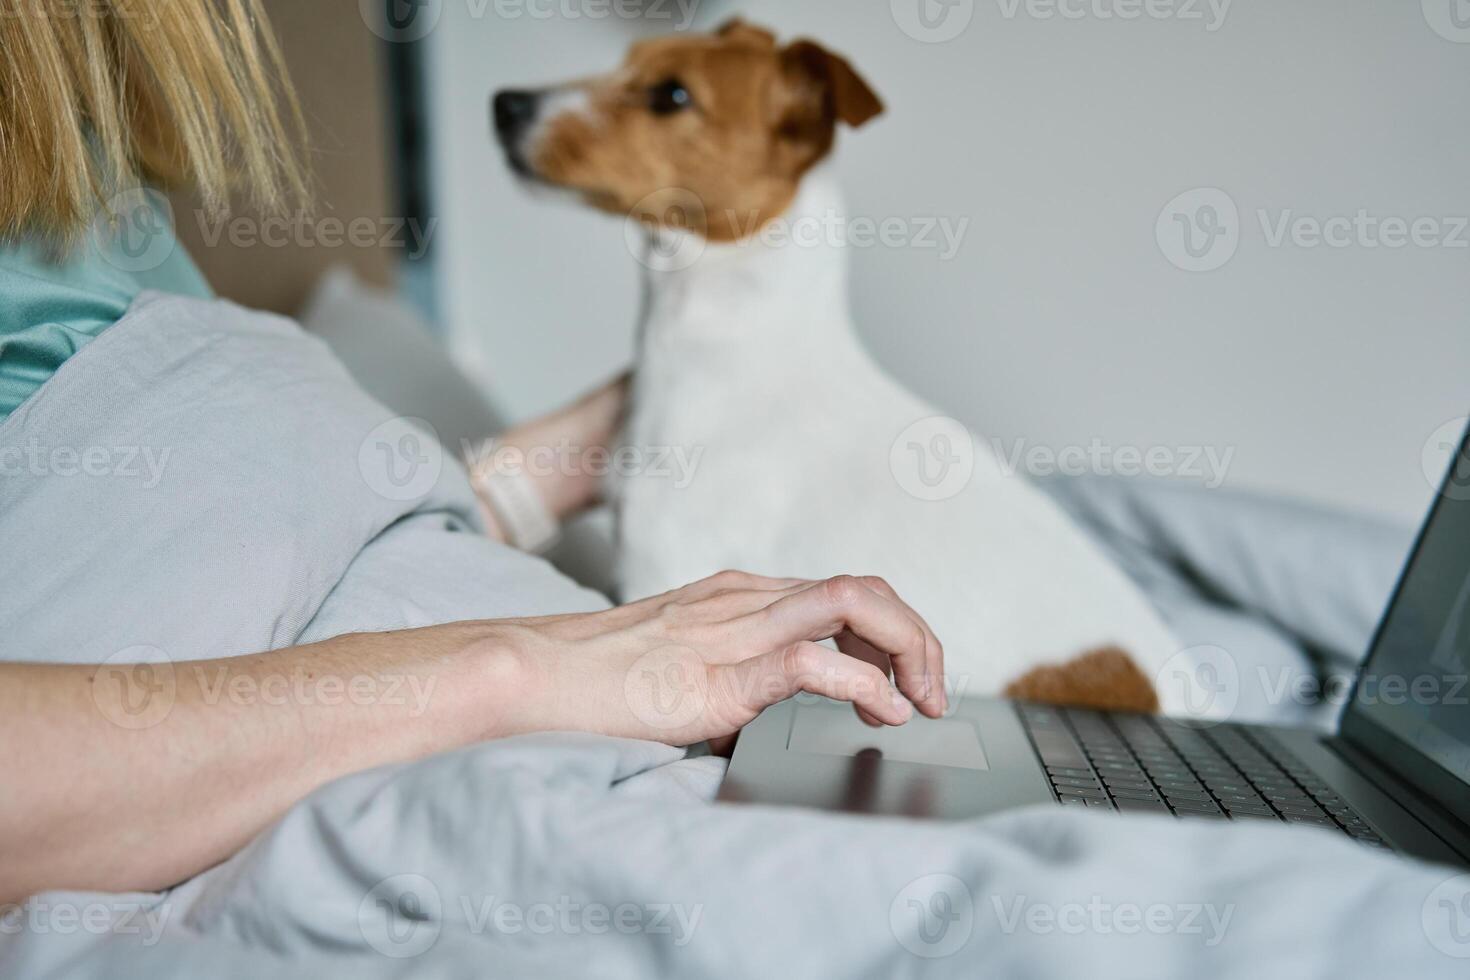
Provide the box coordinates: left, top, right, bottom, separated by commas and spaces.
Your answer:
720, 420, 1470, 867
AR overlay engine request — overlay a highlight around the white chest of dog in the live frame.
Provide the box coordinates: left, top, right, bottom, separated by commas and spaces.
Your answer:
616, 169, 1191, 709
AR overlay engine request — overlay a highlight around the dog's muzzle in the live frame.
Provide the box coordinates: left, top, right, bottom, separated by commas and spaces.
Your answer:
492, 89, 539, 175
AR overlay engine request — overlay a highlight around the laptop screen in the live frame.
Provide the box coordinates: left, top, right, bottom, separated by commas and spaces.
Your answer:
1349, 423, 1470, 786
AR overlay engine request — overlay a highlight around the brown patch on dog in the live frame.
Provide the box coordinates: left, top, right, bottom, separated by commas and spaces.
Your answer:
1004, 646, 1161, 714
512, 20, 882, 242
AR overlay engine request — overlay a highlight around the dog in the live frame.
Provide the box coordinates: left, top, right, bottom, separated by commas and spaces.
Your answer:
492, 20, 1212, 715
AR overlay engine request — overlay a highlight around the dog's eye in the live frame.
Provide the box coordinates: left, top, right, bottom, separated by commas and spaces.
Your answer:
647, 78, 693, 115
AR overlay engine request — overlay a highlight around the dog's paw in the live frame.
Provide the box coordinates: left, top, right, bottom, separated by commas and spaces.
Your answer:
1003, 646, 1160, 714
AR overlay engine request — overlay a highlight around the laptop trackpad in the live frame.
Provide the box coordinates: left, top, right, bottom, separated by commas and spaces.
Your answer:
788, 703, 990, 770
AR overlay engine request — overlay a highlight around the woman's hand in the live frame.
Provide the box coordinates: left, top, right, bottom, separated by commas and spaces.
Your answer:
472, 372, 629, 542
492, 570, 948, 745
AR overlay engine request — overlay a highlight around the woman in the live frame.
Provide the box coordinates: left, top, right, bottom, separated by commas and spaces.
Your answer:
0, 1, 944, 905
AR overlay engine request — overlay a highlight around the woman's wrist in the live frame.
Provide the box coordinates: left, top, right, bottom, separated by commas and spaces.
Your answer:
452, 622, 552, 741
477, 373, 630, 531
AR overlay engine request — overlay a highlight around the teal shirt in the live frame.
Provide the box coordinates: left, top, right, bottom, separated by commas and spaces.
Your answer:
0, 195, 212, 420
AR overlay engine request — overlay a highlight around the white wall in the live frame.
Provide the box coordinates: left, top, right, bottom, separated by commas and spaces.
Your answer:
424, 0, 1470, 523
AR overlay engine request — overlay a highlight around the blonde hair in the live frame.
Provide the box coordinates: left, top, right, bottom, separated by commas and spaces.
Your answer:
0, 0, 309, 243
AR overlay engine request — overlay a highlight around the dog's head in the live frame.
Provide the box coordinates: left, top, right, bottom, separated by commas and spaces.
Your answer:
492, 19, 882, 242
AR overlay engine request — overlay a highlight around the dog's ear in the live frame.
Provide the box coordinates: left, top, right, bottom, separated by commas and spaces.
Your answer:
715, 18, 777, 49
779, 39, 884, 129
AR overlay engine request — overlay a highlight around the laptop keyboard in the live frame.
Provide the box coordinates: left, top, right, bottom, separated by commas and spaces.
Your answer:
1018, 703, 1389, 849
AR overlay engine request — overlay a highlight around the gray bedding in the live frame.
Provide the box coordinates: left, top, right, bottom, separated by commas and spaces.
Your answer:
1039, 473, 1416, 728
2, 294, 1461, 979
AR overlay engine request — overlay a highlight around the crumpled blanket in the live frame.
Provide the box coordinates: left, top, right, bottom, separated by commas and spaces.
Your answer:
1040, 474, 1415, 727
5, 736, 1467, 978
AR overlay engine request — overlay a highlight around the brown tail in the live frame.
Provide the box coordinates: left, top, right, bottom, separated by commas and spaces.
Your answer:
1003, 646, 1160, 714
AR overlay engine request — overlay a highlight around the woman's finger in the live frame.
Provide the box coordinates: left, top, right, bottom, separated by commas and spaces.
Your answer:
555, 572, 812, 637
743, 577, 939, 717
683, 579, 824, 630
733, 576, 944, 718
834, 632, 892, 727
836, 630, 891, 677
678, 570, 812, 601
721, 641, 912, 727
851, 576, 947, 716
699, 576, 945, 720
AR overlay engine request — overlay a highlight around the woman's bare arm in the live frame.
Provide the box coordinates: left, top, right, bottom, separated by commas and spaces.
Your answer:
0, 572, 944, 905
0, 623, 519, 904
473, 373, 629, 543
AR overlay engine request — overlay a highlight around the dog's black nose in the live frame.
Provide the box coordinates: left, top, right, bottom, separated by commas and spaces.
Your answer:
493, 90, 538, 136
